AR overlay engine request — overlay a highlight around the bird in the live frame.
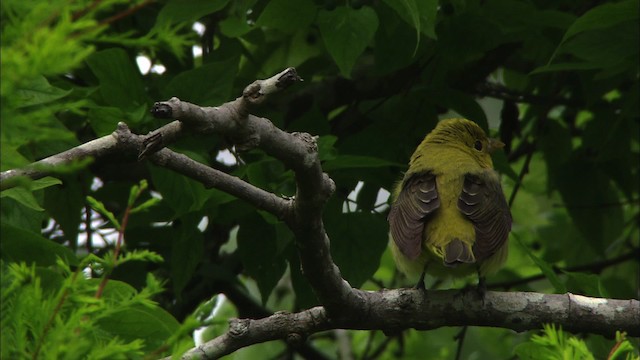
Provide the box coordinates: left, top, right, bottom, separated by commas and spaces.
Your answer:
387, 118, 512, 291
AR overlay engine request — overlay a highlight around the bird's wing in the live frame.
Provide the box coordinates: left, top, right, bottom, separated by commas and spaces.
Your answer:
457, 170, 512, 262
388, 172, 440, 260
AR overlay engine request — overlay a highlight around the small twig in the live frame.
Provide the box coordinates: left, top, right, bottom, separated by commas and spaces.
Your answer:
508, 148, 534, 207
94, 183, 145, 298
453, 326, 468, 360
489, 248, 640, 290
97, 0, 155, 27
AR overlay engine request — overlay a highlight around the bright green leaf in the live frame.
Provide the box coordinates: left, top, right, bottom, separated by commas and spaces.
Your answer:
86, 195, 121, 229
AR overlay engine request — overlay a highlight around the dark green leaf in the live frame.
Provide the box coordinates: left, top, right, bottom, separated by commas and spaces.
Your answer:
170, 214, 204, 297
382, 0, 438, 40
237, 213, 287, 304
87, 106, 125, 137
163, 58, 237, 106
323, 155, 403, 172
256, 0, 316, 33
514, 235, 565, 293
97, 286, 182, 352
149, 165, 212, 217
563, 271, 606, 297
559, 0, 638, 43
86, 48, 147, 110
317, 6, 379, 77
44, 176, 84, 243
0, 223, 78, 266
325, 212, 388, 288
156, 0, 230, 25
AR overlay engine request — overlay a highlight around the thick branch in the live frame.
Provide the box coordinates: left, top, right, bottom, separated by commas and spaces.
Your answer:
173, 290, 639, 359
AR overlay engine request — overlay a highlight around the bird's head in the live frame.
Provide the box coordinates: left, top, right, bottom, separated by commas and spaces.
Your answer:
424, 118, 503, 167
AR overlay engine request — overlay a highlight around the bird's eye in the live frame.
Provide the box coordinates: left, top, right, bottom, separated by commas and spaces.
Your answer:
474, 140, 483, 151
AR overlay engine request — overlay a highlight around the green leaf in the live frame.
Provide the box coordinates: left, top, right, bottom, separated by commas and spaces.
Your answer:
219, 15, 252, 38
325, 212, 388, 288
323, 155, 403, 172
256, 0, 316, 34
0, 223, 78, 266
87, 106, 125, 137
130, 198, 161, 214
86, 48, 147, 110
530, 61, 604, 74
287, 244, 318, 309
86, 195, 121, 229
382, 0, 438, 40
317, 6, 379, 77
97, 284, 181, 352
237, 213, 287, 304
559, 0, 638, 44
562, 270, 605, 297
514, 235, 566, 293
551, 159, 624, 253
44, 176, 84, 242
30, 176, 63, 190
157, 0, 230, 26
15, 76, 71, 108
149, 165, 212, 217
1, 187, 44, 211
1, 176, 62, 212
0, 196, 45, 233
163, 58, 237, 107
170, 214, 204, 297
374, 3, 422, 74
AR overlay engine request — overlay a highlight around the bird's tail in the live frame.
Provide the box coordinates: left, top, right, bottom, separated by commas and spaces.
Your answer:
443, 238, 475, 267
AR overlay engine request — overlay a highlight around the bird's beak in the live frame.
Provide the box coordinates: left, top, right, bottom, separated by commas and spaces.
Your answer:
487, 138, 505, 153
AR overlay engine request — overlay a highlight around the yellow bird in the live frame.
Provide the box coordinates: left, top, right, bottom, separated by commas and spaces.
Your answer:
388, 118, 512, 290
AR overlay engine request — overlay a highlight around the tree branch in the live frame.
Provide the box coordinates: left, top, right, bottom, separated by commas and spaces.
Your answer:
170, 290, 639, 359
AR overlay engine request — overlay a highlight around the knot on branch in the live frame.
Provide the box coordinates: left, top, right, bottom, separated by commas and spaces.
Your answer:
229, 318, 250, 338
285, 332, 306, 347
113, 122, 140, 154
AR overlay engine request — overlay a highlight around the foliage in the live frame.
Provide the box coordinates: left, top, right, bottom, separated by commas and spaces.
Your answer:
1, 0, 638, 358
515, 325, 639, 360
